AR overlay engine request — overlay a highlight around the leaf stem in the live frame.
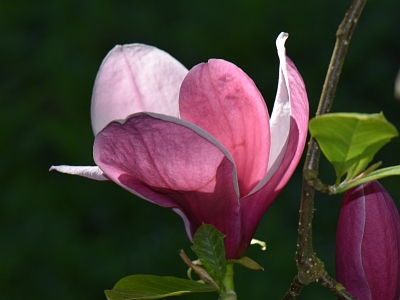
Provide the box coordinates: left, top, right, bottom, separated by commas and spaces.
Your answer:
284, 0, 367, 298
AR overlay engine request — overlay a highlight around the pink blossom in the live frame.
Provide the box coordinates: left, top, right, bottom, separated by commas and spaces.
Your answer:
51, 32, 309, 259
336, 181, 400, 300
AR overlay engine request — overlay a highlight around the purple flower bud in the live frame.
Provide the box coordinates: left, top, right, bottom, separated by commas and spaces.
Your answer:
336, 180, 400, 300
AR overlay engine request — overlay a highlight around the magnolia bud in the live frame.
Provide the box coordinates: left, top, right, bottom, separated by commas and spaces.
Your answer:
336, 181, 400, 299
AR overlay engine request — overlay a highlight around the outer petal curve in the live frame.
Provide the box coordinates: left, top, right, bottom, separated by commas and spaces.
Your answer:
179, 59, 270, 197
93, 112, 243, 259
91, 44, 188, 135
239, 33, 309, 250
250, 32, 309, 195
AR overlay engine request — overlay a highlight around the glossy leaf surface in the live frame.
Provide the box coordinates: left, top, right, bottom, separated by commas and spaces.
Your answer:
309, 113, 398, 184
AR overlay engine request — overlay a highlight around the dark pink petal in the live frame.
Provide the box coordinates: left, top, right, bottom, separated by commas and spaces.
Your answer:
239, 33, 309, 248
91, 44, 188, 135
179, 59, 270, 197
336, 181, 400, 300
93, 113, 243, 259
336, 184, 370, 299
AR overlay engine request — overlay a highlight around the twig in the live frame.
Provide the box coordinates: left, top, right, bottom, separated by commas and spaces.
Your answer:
282, 0, 367, 298
317, 0, 367, 116
319, 274, 357, 300
281, 276, 303, 300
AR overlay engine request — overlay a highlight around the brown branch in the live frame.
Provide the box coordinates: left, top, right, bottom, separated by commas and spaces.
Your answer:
283, 0, 367, 299
281, 276, 303, 300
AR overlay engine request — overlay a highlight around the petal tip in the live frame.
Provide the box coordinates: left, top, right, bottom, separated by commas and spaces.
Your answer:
49, 165, 56, 172
276, 32, 289, 56
50, 165, 108, 181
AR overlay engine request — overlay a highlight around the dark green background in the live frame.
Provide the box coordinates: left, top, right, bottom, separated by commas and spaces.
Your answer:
2, 0, 400, 299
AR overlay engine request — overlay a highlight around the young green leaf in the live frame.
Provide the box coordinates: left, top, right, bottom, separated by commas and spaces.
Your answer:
191, 224, 227, 287
104, 275, 217, 300
335, 165, 400, 193
345, 152, 376, 181
309, 113, 398, 184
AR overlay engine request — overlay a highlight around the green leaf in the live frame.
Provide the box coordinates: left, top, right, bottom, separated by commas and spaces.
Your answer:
104, 275, 217, 300
335, 165, 400, 193
309, 113, 398, 184
345, 152, 375, 181
228, 256, 264, 271
191, 224, 227, 287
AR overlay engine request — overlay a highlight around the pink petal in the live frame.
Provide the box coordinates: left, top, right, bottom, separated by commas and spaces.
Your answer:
91, 44, 188, 135
239, 33, 309, 247
179, 59, 270, 197
93, 112, 243, 259
49, 165, 108, 181
336, 181, 400, 300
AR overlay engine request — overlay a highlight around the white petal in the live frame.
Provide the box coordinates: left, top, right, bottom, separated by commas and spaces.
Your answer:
268, 32, 291, 172
248, 33, 290, 195
49, 165, 108, 181
249, 32, 309, 195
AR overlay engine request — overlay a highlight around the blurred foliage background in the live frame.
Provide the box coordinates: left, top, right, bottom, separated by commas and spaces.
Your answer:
1, 0, 400, 299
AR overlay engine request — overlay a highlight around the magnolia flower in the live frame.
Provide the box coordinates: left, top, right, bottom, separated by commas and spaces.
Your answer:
51, 32, 309, 259
336, 181, 400, 300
